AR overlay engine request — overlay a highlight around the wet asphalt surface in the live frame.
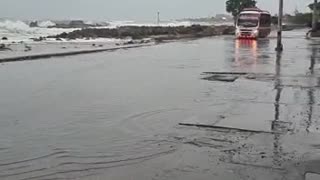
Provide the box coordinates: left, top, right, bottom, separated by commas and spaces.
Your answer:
0, 30, 320, 180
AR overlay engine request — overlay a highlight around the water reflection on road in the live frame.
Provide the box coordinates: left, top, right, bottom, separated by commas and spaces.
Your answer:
0, 31, 320, 180
232, 39, 271, 73
202, 32, 320, 179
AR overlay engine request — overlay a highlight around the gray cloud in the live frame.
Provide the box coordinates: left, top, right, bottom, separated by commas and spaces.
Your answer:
0, 0, 312, 21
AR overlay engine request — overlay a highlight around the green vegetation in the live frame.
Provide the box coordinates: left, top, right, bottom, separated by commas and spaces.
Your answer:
271, 13, 312, 26
308, 2, 320, 10
287, 13, 312, 25
225, 0, 257, 17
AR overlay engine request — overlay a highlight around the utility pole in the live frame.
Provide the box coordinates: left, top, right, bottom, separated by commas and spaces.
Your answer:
312, 0, 318, 31
276, 0, 284, 51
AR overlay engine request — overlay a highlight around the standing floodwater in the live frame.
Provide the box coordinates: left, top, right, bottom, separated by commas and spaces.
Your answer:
1, 30, 320, 180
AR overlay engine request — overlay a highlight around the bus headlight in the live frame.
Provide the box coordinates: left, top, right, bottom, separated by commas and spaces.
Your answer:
253, 29, 259, 36
236, 29, 240, 35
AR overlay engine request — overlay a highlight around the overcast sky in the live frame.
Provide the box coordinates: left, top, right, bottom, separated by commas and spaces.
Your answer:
0, 0, 313, 21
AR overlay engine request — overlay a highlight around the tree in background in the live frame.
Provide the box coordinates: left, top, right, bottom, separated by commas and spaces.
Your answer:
290, 12, 312, 26
226, 0, 257, 18
308, 1, 320, 10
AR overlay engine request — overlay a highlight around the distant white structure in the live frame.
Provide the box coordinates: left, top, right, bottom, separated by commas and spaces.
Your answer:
157, 12, 160, 25
215, 14, 233, 21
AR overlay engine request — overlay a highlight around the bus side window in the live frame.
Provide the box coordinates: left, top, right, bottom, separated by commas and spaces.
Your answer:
265, 15, 271, 26
260, 14, 271, 27
260, 16, 265, 27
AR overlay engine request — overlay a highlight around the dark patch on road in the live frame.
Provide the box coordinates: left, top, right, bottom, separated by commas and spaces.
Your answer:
201, 72, 275, 82
179, 123, 280, 134
202, 74, 239, 82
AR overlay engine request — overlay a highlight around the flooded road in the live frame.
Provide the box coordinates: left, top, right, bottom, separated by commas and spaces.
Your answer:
1, 30, 320, 180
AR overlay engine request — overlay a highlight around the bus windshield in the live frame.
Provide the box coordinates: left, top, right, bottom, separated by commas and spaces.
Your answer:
237, 14, 259, 28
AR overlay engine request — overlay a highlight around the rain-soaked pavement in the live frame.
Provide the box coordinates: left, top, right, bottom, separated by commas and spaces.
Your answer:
0, 30, 320, 180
